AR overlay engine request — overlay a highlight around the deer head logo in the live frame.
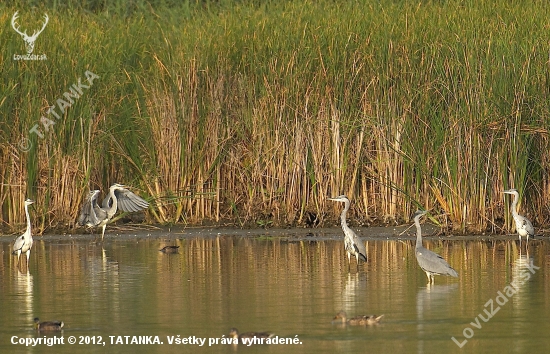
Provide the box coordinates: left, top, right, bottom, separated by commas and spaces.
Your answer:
11, 11, 49, 54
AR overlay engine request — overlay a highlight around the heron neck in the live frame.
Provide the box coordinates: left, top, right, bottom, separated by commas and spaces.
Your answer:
24, 203, 31, 239
510, 193, 519, 218
107, 188, 119, 218
414, 217, 422, 248
340, 200, 350, 231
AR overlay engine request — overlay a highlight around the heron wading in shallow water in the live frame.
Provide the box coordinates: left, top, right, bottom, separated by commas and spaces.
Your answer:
328, 195, 367, 270
503, 188, 535, 244
77, 184, 149, 240
12, 199, 34, 270
413, 210, 458, 284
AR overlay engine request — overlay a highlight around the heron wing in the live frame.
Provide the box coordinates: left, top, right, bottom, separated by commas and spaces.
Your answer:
353, 236, 367, 262
93, 204, 108, 225
344, 231, 367, 262
520, 217, 535, 236
78, 191, 102, 227
12, 234, 25, 253
416, 248, 458, 277
113, 188, 149, 212
77, 195, 94, 226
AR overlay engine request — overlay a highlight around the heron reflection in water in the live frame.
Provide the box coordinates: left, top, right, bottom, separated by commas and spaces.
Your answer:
77, 184, 149, 240
328, 195, 367, 270
413, 210, 458, 284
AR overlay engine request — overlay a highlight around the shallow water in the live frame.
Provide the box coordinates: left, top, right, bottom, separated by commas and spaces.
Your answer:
1, 228, 550, 353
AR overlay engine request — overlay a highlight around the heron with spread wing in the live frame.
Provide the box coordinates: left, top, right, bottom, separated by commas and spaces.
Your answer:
78, 184, 149, 239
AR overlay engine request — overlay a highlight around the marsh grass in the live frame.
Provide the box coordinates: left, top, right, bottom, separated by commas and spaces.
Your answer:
1, 0, 550, 233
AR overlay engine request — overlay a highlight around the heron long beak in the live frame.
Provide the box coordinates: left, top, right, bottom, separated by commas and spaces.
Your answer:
413, 210, 427, 218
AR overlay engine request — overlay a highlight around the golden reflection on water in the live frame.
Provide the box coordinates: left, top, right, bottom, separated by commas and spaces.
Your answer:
1, 235, 550, 353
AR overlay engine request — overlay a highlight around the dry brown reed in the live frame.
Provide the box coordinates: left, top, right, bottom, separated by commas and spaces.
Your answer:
2, 1, 550, 234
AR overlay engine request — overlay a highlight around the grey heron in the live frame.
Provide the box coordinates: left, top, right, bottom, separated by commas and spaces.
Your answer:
12, 199, 34, 269
77, 183, 149, 240
413, 210, 458, 284
34, 318, 64, 331
328, 195, 367, 269
503, 188, 535, 243
332, 310, 384, 325
228, 328, 273, 344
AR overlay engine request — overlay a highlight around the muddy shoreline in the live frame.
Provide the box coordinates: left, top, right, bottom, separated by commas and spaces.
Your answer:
0, 224, 530, 243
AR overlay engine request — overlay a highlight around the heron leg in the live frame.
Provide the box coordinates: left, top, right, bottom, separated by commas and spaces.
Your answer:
425, 271, 432, 284
347, 252, 351, 271
101, 225, 107, 241
26, 250, 30, 270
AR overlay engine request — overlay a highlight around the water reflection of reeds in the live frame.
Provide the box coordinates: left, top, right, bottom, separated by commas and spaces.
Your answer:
2, 236, 550, 352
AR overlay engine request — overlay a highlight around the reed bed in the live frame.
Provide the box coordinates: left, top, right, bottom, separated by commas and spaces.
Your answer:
1, 0, 550, 234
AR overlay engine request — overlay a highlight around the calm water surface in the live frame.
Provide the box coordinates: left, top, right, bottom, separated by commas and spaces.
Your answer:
1, 228, 550, 353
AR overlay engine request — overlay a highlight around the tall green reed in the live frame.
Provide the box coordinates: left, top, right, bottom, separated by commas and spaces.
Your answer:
1, 0, 550, 233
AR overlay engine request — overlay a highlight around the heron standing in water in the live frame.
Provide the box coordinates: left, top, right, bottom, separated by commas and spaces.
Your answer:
328, 195, 367, 270
413, 210, 458, 284
77, 184, 149, 240
12, 199, 34, 270
503, 188, 535, 244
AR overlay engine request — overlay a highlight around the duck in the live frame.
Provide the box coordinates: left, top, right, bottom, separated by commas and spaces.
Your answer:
159, 245, 180, 253
34, 318, 64, 331
228, 328, 273, 344
332, 310, 384, 325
